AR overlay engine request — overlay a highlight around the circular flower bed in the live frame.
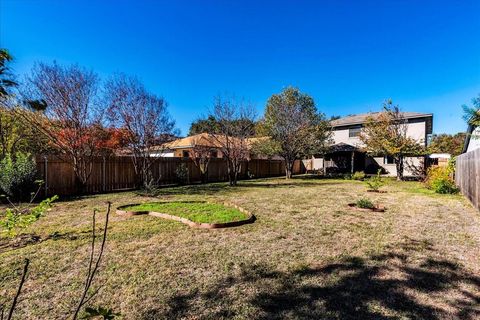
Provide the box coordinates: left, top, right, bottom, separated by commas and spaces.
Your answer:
116, 201, 255, 229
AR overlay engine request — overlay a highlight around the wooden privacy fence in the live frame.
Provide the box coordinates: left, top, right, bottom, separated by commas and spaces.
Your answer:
455, 148, 480, 211
36, 156, 305, 196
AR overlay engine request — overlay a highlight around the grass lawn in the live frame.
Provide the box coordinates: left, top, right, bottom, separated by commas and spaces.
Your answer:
1, 176, 479, 319
122, 201, 249, 224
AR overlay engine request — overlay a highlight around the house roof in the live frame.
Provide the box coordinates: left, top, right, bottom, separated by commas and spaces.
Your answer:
331, 112, 433, 127
152, 133, 265, 151
326, 143, 360, 153
157, 133, 222, 150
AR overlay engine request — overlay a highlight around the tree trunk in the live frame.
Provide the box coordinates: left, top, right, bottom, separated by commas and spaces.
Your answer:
226, 160, 234, 186
200, 171, 207, 184
74, 174, 87, 195
285, 160, 294, 179
231, 161, 240, 186
396, 156, 404, 181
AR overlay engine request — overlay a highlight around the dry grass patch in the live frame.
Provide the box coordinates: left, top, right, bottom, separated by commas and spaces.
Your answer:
1, 176, 479, 319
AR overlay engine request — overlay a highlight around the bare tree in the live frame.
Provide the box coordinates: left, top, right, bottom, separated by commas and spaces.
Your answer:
1, 203, 113, 320
72, 202, 111, 319
19, 62, 102, 193
104, 74, 176, 189
208, 95, 256, 186
188, 134, 218, 183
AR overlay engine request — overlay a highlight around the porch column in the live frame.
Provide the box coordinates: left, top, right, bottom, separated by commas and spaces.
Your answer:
351, 151, 355, 174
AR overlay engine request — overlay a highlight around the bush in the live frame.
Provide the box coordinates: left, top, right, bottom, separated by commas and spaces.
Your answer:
356, 198, 375, 209
175, 163, 189, 185
342, 173, 352, 180
0, 195, 58, 238
0, 153, 37, 199
424, 166, 459, 194
365, 169, 385, 191
352, 171, 366, 180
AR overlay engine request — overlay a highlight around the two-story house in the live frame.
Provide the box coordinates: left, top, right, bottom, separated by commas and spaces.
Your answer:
305, 112, 433, 177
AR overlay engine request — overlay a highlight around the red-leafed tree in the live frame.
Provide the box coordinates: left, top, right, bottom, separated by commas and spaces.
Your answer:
19, 62, 105, 193
90, 125, 131, 156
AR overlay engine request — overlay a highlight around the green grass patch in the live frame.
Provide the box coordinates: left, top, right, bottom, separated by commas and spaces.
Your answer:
122, 201, 249, 224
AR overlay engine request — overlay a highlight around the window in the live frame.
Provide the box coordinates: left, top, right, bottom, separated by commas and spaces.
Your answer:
384, 156, 395, 165
182, 150, 190, 158
348, 126, 361, 138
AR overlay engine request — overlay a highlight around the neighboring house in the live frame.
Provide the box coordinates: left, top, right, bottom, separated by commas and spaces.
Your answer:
428, 153, 451, 167
306, 112, 433, 177
148, 133, 276, 160
462, 124, 480, 153
149, 133, 223, 158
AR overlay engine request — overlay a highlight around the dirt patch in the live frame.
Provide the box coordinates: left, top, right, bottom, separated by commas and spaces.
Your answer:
347, 203, 386, 212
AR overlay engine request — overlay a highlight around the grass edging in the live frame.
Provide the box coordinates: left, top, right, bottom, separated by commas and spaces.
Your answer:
116, 201, 256, 229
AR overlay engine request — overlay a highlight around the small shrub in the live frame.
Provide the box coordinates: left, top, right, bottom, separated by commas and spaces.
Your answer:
175, 163, 189, 185
343, 173, 352, 180
356, 198, 375, 209
82, 306, 120, 319
0, 195, 58, 237
352, 171, 366, 180
0, 153, 37, 200
424, 166, 459, 194
365, 169, 385, 191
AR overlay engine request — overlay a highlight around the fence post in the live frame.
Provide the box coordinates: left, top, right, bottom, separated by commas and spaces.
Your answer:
43, 155, 48, 197
102, 156, 106, 192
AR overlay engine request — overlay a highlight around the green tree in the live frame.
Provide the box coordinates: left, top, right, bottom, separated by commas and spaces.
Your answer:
0, 48, 17, 102
428, 133, 466, 156
262, 87, 330, 179
189, 116, 220, 135
0, 107, 49, 158
189, 115, 256, 137
0, 50, 48, 158
359, 100, 424, 181
463, 93, 480, 126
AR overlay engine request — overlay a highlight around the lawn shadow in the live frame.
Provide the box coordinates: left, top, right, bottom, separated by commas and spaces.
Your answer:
145, 239, 480, 319
0, 230, 93, 254
141, 177, 346, 197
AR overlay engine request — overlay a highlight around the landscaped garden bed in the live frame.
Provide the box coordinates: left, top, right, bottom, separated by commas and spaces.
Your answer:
117, 201, 255, 228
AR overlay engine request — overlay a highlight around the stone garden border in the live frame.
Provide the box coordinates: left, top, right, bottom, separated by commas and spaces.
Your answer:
116, 201, 256, 229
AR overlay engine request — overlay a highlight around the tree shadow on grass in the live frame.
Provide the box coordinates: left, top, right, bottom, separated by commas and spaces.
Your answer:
145, 239, 480, 319
0, 230, 93, 254
142, 179, 345, 197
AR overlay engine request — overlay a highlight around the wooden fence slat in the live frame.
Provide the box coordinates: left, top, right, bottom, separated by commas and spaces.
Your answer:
456, 148, 480, 211
35, 156, 305, 196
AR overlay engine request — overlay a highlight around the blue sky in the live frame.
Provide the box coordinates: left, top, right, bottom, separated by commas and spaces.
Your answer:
1, 0, 479, 136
